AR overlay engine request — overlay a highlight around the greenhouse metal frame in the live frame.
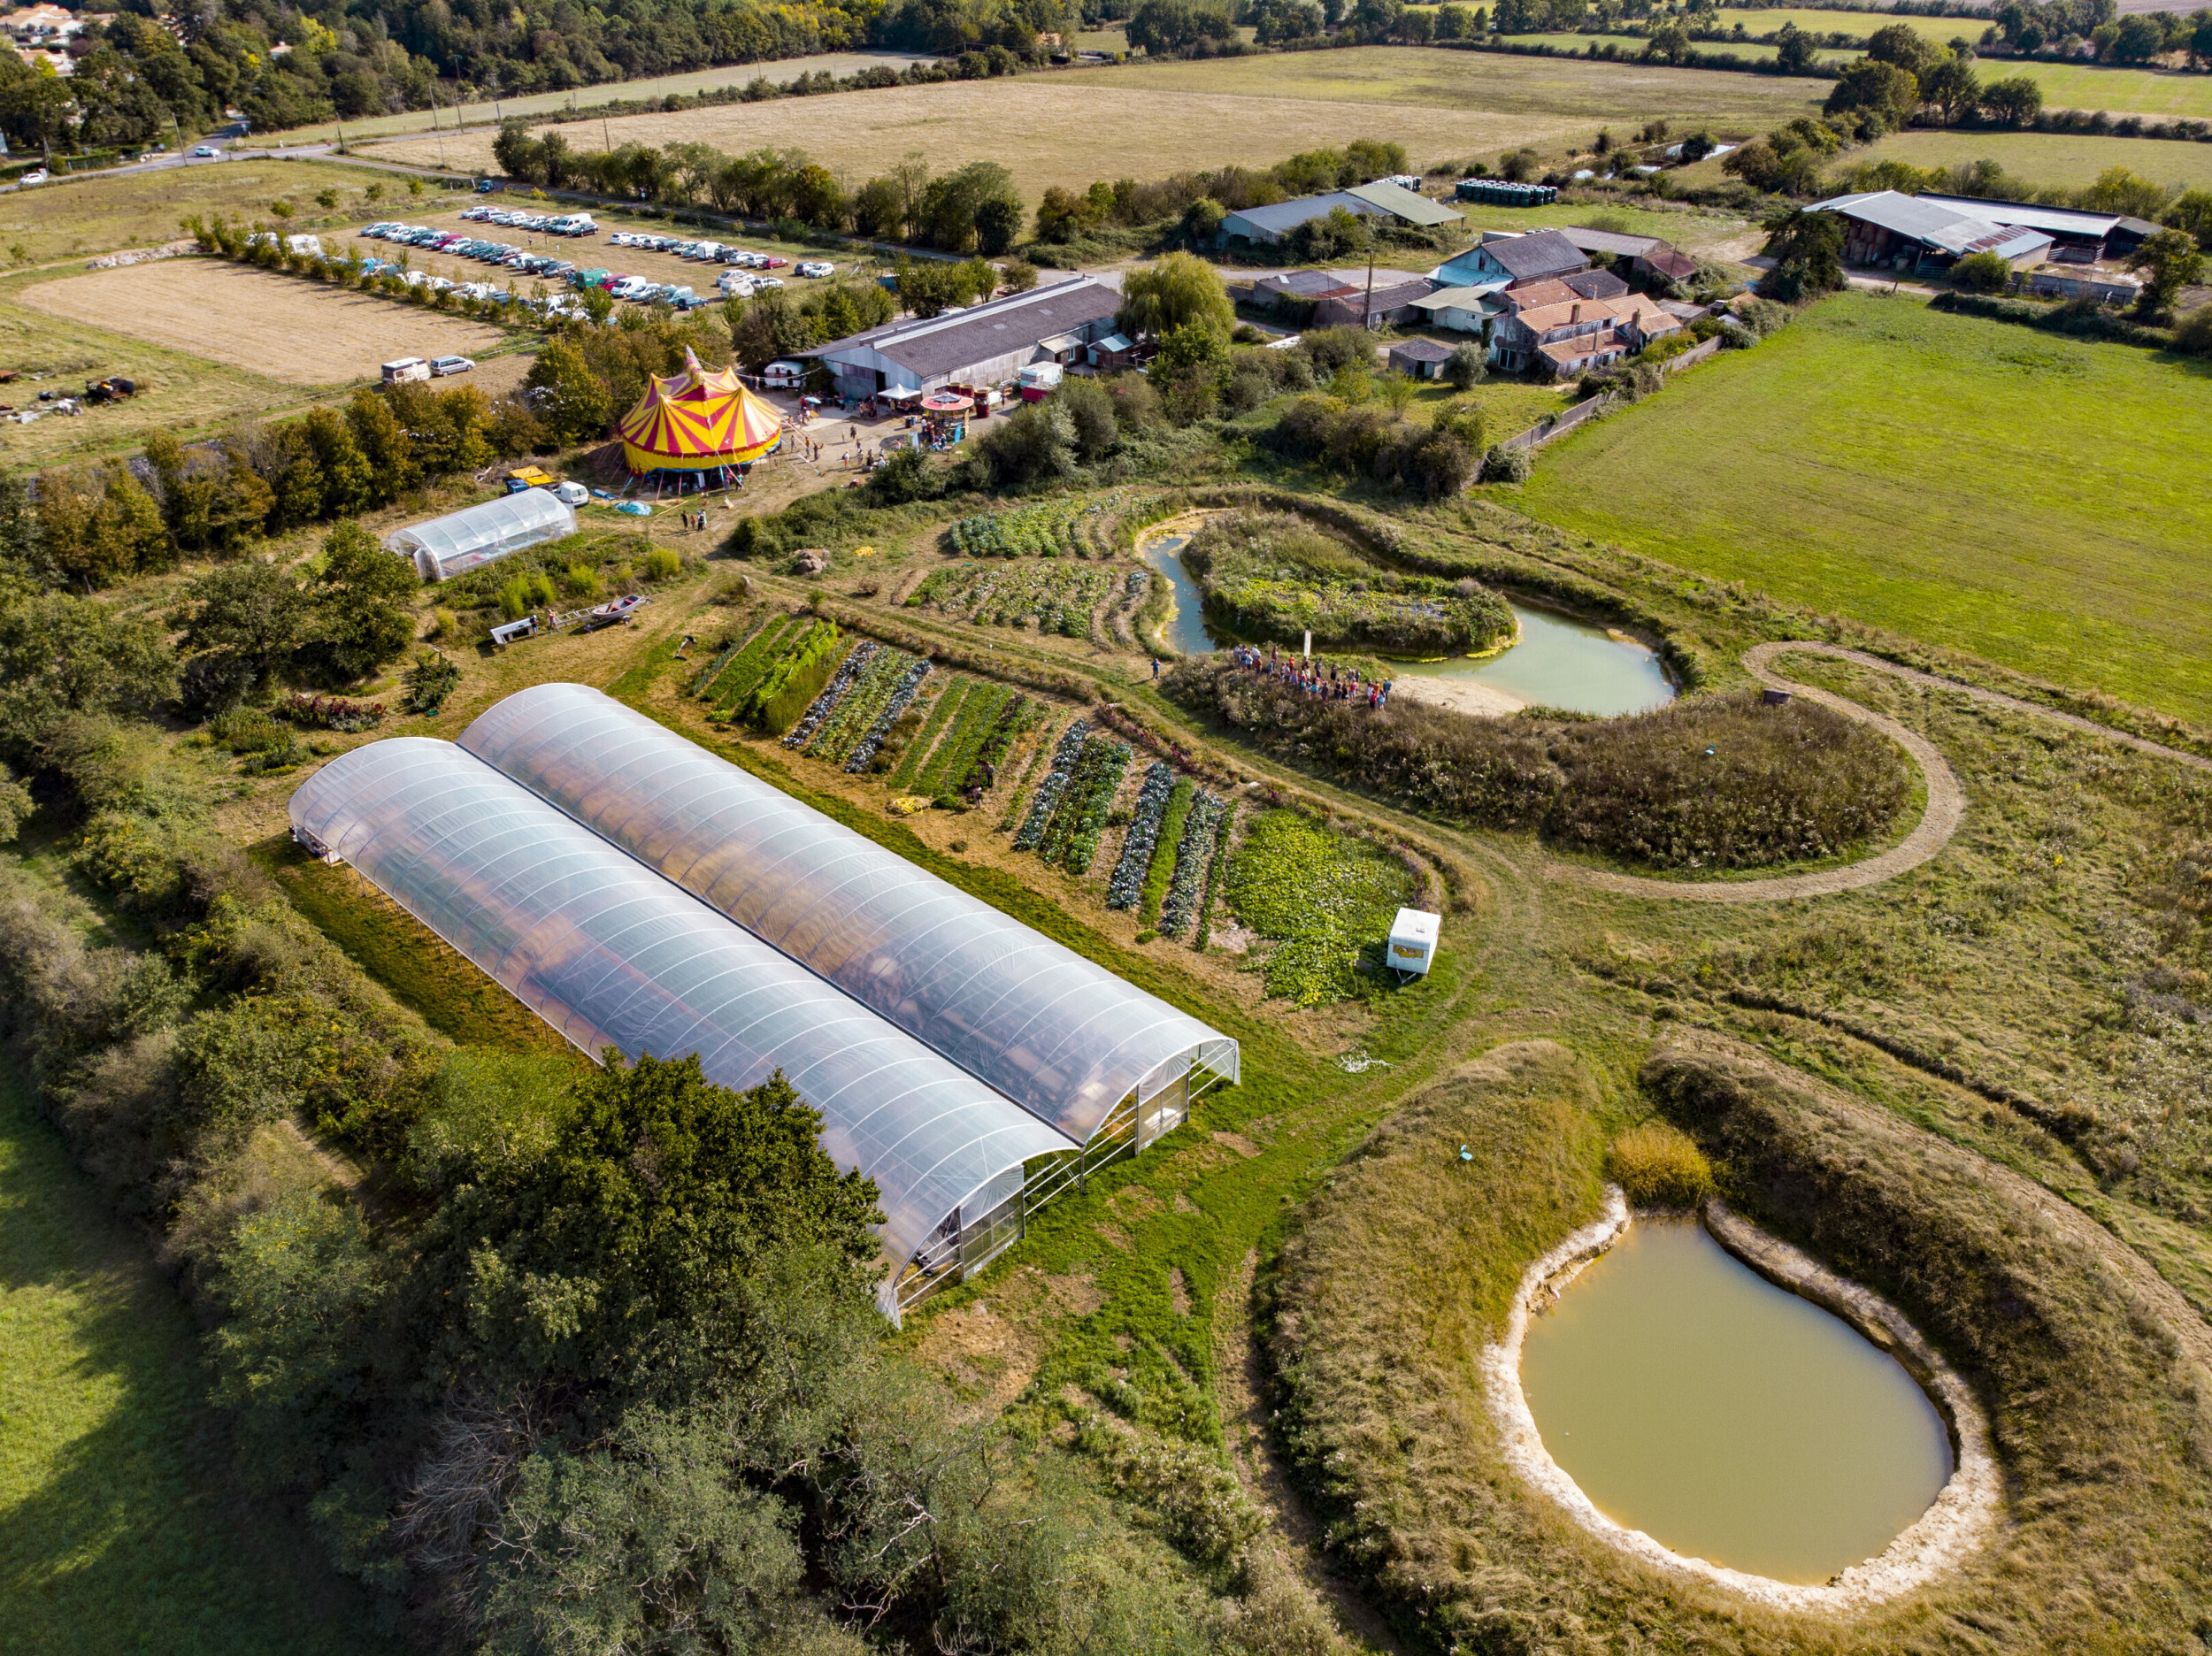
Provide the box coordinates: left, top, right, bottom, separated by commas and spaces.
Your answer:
384, 487, 578, 581
288, 738, 1079, 1319
292, 693, 1240, 1318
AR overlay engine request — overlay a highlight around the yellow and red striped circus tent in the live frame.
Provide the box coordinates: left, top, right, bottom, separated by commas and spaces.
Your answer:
617, 348, 784, 474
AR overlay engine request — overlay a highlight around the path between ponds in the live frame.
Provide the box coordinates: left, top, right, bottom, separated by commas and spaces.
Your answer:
1548, 641, 2212, 906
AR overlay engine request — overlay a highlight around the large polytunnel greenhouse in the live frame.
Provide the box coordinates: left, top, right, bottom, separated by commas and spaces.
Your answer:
383, 487, 577, 581
290, 690, 1238, 1316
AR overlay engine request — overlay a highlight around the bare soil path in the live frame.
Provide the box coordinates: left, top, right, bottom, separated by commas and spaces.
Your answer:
1550, 640, 2212, 905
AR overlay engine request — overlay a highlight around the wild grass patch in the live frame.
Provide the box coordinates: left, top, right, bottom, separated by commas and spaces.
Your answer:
1222, 809, 1417, 1004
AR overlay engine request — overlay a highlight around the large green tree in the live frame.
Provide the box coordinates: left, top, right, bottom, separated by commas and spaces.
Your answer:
305, 522, 419, 686
1118, 250, 1234, 342
173, 559, 314, 705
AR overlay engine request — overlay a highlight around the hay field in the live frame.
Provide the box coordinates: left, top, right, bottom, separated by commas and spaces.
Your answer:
17, 262, 509, 387
0, 297, 307, 470
368, 50, 1828, 196
1514, 291, 2212, 724
0, 157, 411, 270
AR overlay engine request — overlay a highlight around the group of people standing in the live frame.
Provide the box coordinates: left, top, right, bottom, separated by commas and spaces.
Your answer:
1229, 642, 1393, 709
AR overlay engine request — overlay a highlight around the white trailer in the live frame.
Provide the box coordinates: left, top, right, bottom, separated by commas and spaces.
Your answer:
1386, 908, 1440, 978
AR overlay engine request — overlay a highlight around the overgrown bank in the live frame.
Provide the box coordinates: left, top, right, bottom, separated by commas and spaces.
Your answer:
1265, 1033, 2212, 1654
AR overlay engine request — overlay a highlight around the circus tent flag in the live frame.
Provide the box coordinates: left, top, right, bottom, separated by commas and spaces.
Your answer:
618, 348, 784, 474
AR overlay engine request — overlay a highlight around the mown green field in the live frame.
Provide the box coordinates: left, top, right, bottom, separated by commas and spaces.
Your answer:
0, 1061, 398, 1656
1843, 126, 2212, 189
1514, 291, 2212, 724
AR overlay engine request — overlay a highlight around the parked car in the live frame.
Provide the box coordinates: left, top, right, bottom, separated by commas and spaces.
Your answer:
752, 276, 784, 290
191, 144, 219, 157
759, 256, 787, 268
19, 169, 49, 185
430, 356, 475, 377
797, 260, 835, 278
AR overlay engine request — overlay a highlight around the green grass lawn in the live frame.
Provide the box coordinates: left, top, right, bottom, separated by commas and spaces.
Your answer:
0, 1060, 400, 1656
1513, 291, 2212, 724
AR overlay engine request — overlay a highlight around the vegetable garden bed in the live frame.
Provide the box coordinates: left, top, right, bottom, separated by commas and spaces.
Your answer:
1223, 809, 1417, 1005
908, 560, 1116, 637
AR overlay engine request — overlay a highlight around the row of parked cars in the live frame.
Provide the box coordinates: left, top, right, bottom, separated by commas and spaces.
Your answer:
606, 231, 837, 282
457, 204, 600, 236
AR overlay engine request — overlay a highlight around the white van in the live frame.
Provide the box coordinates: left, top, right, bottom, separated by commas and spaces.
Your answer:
761, 360, 807, 388
380, 357, 430, 384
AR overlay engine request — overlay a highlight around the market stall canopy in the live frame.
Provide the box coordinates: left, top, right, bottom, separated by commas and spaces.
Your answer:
618, 347, 784, 473
919, 392, 972, 414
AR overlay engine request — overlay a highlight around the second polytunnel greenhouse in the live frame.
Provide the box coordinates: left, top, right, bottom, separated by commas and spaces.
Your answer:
383, 487, 578, 582
289, 694, 1238, 1317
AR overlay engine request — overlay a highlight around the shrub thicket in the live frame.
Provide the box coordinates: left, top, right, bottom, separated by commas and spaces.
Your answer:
1166, 663, 1910, 869
1608, 1121, 1713, 1208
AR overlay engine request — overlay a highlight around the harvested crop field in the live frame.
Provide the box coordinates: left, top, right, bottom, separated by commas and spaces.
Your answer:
367, 50, 1826, 197
16, 261, 511, 387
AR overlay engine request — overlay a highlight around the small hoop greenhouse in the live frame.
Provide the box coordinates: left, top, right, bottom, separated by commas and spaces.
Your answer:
385, 487, 578, 581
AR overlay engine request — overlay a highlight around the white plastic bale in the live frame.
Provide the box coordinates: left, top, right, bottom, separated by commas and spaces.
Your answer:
457, 683, 1240, 1143
286, 738, 1077, 1271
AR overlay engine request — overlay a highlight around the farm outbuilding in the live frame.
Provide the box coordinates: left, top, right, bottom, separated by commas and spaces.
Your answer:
803, 280, 1122, 399
290, 683, 1239, 1318
1386, 337, 1457, 380
383, 487, 577, 581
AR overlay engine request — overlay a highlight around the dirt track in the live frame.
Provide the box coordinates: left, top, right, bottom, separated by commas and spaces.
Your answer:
1552, 641, 2212, 905
17, 259, 508, 386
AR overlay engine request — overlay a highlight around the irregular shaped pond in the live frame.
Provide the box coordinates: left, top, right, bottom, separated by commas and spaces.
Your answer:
1135, 525, 1673, 717
1519, 1217, 1952, 1584
1392, 604, 1674, 717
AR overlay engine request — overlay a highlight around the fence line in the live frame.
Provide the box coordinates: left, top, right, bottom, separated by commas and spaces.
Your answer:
1500, 332, 1724, 453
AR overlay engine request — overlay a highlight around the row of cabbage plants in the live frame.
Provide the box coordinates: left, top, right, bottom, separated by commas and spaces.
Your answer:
1013, 719, 1091, 852
1106, 763, 1177, 910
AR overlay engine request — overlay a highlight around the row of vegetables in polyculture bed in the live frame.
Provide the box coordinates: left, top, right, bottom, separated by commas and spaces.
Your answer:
696, 613, 793, 704
1159, 792, 1229, 941
784, 641, 930, 767
1035, 735, 1132, 876
945, 499, 1109, 559
1013, 720, 1091, 853
1106, 763, 1176, 909
908, 561, 1113, 636
708, 617, 845, 732
916, 681, 1031, 802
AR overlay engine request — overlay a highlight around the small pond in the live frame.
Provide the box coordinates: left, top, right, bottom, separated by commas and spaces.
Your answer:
1136, 528, 1673, 718
1518, 1217, 1952, 1584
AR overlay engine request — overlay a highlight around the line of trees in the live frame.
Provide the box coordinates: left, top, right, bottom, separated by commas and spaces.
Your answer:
0, 0, 1081, 157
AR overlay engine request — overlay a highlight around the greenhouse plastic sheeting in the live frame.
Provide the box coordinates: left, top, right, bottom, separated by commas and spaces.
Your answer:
458, 683, 1240, 1142
384, 487, 577, 581
288, 738, 1078, 1272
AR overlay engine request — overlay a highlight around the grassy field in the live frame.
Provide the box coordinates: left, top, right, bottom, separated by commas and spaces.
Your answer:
0, 1060, 400, 1656
0, 296, 320, 470
1500, 30, 1855, 64
1515, 290, 2212, 724
1836, 126, 2212, 189
367, 48, 1828, 190
0, 157, 426, 270
2005, 59, 2212, 118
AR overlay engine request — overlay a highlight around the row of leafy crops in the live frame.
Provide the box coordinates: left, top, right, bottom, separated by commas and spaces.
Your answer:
997, 718, 1061, 831
1013, 720, 1091, 852
1106, 763, 1176, 910
686, 639, 741, 696
832, 649, 933, 773
888, 678, 966, 791
703, 614, 798, 710
785, 640, 885, 752
1157, 792, 1225, 941
908, 562, 1113, 637
1222, 809, 1416, 1005
1138, 779, 1195, 930
1036, 736, 1132, 876
918, 682, 1032, 802
718, 620, 843, 732
945, 499, 1108, 559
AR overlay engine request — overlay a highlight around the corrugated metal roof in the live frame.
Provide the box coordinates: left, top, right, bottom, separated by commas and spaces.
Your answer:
804, 280, 1120, 380
1387, 336, 1456, 361
1224, 191, 1379, 237
1346, 178, 1465, 227
1560, 225, 1663, 258
1807, 191, 1989, 256
1409, 284, 1502, 310
1256, 268, 1357, 297
1914, 193, 2125, 237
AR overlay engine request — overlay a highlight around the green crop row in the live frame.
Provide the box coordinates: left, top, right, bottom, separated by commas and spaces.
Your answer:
1038, 735, 1133, 876
1137, 778, 1195, 932
918, 681, 1024, 801
803, 645, 927, 769
707, 613, 799, 710
727, 622, 842, 733
889, 677, 967, 791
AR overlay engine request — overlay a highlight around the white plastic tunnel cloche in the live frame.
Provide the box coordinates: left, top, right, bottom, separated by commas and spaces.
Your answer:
384, 487, 578, 581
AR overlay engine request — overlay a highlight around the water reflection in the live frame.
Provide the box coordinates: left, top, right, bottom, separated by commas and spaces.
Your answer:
1135, 528, 1674, 718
